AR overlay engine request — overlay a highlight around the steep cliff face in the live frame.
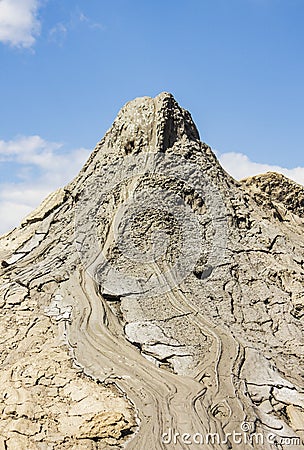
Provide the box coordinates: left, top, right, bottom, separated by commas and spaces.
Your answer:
0, 93, 303, 449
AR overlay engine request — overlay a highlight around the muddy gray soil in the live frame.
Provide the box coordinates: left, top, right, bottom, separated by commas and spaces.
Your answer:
0, 93, 303, 449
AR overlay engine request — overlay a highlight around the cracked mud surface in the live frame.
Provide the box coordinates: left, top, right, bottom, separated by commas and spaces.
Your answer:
0, 93, 303, 449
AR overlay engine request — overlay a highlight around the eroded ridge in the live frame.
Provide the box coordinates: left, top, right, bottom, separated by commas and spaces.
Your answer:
0, 93, 303, 449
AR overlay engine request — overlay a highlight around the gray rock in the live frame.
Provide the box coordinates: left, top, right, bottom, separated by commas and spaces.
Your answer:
1, 92, 303, 449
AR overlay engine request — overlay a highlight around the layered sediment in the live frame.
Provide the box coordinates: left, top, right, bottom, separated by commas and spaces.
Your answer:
0, 93, 303, 449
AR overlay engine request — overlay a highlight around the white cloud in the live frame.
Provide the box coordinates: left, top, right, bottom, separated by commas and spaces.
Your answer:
0, 0, 41, 48
78, 11, 103, 30
48, 22, 67, 45
0, 135, 91, 235
0, 192, 48, 235
218, 152, 304, 187
48, 9, 103, 44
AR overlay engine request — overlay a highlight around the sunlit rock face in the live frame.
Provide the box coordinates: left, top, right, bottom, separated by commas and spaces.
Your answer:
0, 93, 303, 449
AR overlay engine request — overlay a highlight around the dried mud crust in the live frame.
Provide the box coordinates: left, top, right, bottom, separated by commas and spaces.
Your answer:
0, 93, 303, 449
241, 171, 304, 218
0, 281, 136, 449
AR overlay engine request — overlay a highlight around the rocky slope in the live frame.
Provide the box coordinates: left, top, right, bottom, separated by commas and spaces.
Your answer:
241, 171, 304, 219
0, 93, 303, 449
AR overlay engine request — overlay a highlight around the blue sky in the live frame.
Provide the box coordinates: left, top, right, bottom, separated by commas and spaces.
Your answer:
0, 0, 303, 233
